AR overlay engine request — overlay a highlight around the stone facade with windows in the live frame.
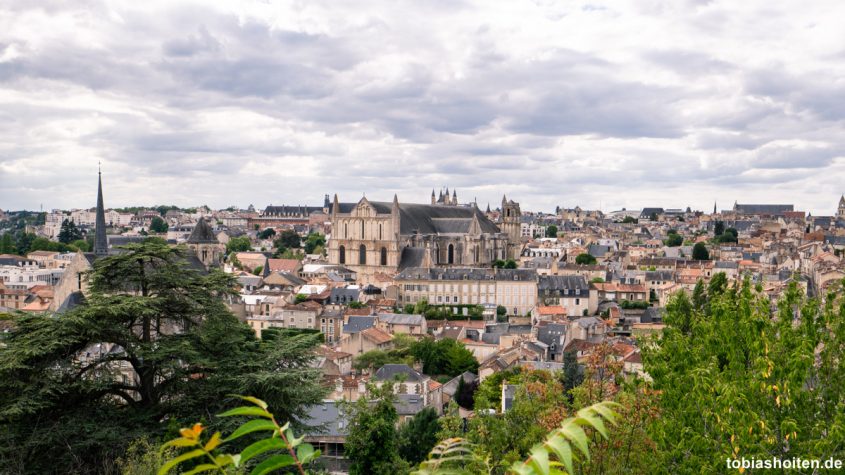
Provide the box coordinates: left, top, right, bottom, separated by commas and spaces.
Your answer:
327, 194, 522, 283
396, 267, 537, 316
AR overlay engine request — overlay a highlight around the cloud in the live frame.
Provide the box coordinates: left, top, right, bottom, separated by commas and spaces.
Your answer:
1, 0, 845, 215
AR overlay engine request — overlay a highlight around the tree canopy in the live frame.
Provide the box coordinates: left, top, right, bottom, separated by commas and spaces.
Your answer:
0, 242, 326, 473
576, 253, 597, 265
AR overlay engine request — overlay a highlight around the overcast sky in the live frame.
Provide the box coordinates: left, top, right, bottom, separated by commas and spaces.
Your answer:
1, 0, 844, 214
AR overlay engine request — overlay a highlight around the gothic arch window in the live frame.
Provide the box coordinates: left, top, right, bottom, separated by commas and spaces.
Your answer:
359, 244, 367, 265
339, 245, 346, 264
344, 223, 348, 238
474, 246, 480, 263
448, 244, 455, 264
379, 223, 383, 240
202, 249, 208, 261
380, 247, 387, 266
360, 220, 365, 239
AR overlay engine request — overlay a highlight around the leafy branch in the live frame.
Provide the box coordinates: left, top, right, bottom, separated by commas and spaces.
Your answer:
158, 396, 320, 475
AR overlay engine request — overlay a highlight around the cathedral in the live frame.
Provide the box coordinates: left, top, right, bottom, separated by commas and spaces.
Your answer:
327, 193, 522, 281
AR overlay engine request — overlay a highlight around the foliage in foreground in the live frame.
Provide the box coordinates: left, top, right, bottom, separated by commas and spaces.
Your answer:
159, 396, 319, 475
413, 401, 620, 475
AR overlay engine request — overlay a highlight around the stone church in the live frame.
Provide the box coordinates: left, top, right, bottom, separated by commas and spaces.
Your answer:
327, 193, 522, 281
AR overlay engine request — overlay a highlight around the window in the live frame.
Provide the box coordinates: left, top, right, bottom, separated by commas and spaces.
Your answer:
359, 244, 367, 265
380, 247, 387, 266
379, 223, 383, 240
339, 245, 346, 264
448, 244, 454, 264
344, 223, 348, 238
360, 220, 365, 239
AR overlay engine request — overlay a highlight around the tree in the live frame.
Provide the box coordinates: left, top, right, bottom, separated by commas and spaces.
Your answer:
257, 228, 276, 240
545, 225, 558, 238
455, 376, 477, 410
713, 220, 725, 236
664, 231, 683, 247
343, 383, 409, 475
504, 259, 517, 269
560, 351, 584, 395
409, 338, 479, 377
149, 216, 168, 233
71, 239, 91, 252
274, 230, 301, 251
225, 236, 251, 254
58, 219, 83, 243
643, 278, 845, 474
0, 242, 327, 473
590, 277, 605, 283
691, 242, 709, 260
397, 407, 441, 465
253, 265, 263, 275
303, 233, 326, 254
691, 279, 706, 312
622, 216, 638, 224
0, 233, 16, 254
576, 253, 597, 265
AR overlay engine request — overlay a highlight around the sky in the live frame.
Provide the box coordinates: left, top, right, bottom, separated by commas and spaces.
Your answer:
1, 0, 845, 215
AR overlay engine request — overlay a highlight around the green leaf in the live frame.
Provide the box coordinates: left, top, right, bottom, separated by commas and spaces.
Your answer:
249, 454, 296, 475
239, 437, 287, 465
285, 428, 304, 447
181, 464, 219, 475
562, 422, 590, 460
157, 449, 205, 475
296, 443, 317, 464
528, 444, 550, 474
217, 406, 272, 419
223, 419, 278, 442
159, 437, 198, 453
548, 433, 574, 475
238, 395, 269, 410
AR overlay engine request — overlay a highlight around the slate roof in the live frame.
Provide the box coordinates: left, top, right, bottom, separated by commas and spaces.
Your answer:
264, 205, 325, 216
342, 316, 376, 333
374, 364, 425, 382
396, 267, 537, 282
733, 204, 794, 215
538, 275, 589, 296
340, 200, 501, 235
398, 247, 426, 270
640, 208, 664, 219
329, 288, 360, 304
303, 401, 349, 438
187, 218, 218, 244
378, 313, 425, 326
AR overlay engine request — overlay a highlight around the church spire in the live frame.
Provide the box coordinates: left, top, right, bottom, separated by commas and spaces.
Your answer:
94, 164, 108, 256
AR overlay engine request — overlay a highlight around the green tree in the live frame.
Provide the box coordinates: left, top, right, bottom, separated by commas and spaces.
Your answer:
225, 236, 251, 254
0, 233, 16, 254
560, 351, 584, 395
691, 242, 709, 260
713, 220, 725, 236
257, 228, 276, 240
397, 407, 441, 465
274, 230, 301, 251
575, 253, 597, 265
303, 233, 326, 254
691, 279, 706, 312
643, 278, 845, 474
503, 259, 517, 269
0, 242, 326, 473
622, 216, 638, 224
71, 239, 91, 252
545, 225, 558, 238
149, 216, 169, 233
58, 219, 83, 243
664, 231, 683, 247
343, 383, 409, 475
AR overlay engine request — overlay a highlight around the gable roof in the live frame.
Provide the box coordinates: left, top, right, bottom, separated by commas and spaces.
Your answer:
187, 218, 218, 244
374, 364, 425, 382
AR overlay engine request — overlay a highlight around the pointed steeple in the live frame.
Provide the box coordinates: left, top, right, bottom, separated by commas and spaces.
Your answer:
714, 201, 717, 214
94, 164, 108, 257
